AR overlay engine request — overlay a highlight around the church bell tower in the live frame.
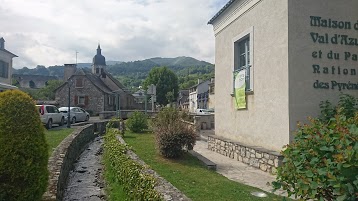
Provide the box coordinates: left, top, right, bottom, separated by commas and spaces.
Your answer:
92, 44, 106, 76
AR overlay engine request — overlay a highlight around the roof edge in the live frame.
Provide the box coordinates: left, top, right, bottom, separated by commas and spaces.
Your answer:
0, 49, 18, 57
208, 0, 236, 24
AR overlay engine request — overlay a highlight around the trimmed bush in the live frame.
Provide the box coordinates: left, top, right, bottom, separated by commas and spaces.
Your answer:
126, 111, 148, 133
152, 107, 196, 158
103, 128, 162, 200
0, 90, 49, 201
273, 110, 358, 200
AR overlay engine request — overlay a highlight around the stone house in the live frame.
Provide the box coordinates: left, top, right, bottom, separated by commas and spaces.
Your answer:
54, 45, 141, 115
189, 80, 210, 113
0, 37, 17, 91
209, 0, 358, 153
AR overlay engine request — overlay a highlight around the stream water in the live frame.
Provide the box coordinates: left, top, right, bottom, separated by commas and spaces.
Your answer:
63, 136, 106, 201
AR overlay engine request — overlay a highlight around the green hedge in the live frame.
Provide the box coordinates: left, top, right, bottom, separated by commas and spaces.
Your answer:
103, 128, 162, 201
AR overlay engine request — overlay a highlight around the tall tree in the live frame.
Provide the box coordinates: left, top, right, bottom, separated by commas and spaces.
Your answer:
143, 67, 179, 106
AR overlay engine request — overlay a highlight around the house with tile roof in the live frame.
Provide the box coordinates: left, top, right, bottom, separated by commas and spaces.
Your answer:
0, 37, 18, 91
54, 45, 142, 115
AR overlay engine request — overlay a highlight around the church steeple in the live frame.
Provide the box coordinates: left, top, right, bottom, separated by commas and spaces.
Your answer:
97, 44, 101, 55
92, 43, 106, 75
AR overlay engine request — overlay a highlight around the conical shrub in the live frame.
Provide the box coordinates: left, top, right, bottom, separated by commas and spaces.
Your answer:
0, 90, 49, 201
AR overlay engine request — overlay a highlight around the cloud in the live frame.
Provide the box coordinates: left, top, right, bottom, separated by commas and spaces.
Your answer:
0, 0, 228, 68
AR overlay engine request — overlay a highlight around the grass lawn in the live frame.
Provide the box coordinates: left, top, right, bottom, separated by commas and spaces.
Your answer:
124, 131, 288, 201
45, 128, 74, 154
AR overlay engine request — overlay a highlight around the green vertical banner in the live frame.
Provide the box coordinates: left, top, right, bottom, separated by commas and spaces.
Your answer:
234, 70, 246, 109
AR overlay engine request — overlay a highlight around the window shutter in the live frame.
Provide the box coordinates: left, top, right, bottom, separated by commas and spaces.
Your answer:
74, 95, 78, 105
85, 96, 89, 106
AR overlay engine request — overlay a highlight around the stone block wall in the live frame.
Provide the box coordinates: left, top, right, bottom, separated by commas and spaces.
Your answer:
207, 135, 283, 174
194, 114, 214, 130
42, 121, 108, 201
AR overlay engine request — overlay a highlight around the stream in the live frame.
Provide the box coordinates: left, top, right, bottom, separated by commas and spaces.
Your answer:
63, 136, 106, 201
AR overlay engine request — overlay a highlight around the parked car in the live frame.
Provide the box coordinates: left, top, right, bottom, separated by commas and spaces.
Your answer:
36, 105, 65, 129
58, 107, 90, 124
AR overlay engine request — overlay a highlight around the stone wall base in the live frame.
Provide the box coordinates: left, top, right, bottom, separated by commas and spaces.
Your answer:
207, 135, 283, 174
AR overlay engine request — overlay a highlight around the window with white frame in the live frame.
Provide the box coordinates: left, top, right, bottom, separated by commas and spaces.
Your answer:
233, 27, 254, 92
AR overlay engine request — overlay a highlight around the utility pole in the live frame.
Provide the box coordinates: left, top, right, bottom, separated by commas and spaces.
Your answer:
75, 51, 78, 65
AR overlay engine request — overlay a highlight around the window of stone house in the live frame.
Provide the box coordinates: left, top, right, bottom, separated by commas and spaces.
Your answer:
108, 95, 113, 105
75, 78, 83, 88
0, 60, 9, 78
78, 96, 85, 105
233, 27, 254, 92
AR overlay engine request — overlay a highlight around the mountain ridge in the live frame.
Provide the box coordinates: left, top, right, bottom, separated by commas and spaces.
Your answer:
13, 56, 213, 77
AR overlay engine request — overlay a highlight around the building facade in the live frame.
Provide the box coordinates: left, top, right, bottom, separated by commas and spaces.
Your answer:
208, 77, 215, 110
209, 0, 358, 151
177, 90, 189, 111
55, 45, 141, 115
0, 37, 17, 91
189, 80, 210, 113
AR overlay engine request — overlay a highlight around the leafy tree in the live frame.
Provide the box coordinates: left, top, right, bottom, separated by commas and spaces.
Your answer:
165, 91, 175, 106
143, 67, 179, 106
126, 111, 148, 133
37, 80, 64, 100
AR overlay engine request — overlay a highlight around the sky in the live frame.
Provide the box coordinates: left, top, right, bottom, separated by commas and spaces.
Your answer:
0, 0, 228, 69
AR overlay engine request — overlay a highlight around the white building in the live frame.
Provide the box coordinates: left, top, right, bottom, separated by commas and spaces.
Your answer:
0, 37, 17, 91
208, 0, 358, 172
189, 80, 210, 113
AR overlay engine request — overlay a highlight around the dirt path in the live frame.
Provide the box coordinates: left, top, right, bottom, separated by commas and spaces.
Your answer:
63, 136, 106, 201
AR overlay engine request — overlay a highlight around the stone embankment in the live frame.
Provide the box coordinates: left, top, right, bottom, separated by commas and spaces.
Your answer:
42, 121, 107, 201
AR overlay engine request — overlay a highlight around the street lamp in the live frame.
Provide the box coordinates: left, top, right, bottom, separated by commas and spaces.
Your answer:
112, 89, 122, 119
67, 79, 73, 128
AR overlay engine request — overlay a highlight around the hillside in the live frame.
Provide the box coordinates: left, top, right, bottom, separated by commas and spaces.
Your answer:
13, 56, 214, 91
